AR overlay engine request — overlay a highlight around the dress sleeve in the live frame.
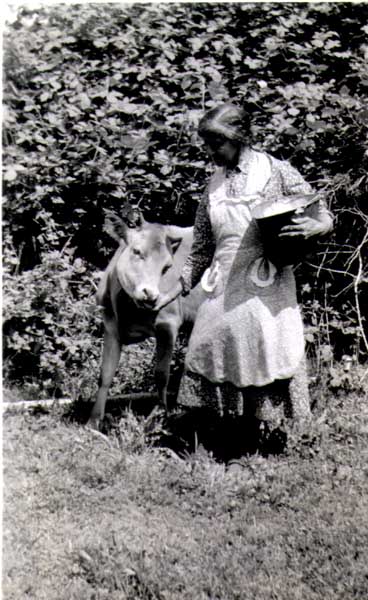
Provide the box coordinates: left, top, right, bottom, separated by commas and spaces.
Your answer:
181, 192, 216, 290
277, 159, 314, 196
276, 158, 333, 235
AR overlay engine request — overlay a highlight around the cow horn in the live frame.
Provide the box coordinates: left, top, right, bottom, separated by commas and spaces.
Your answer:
103, 210, 127, 242
121, 204, 144, 228
169, 236, 182, 252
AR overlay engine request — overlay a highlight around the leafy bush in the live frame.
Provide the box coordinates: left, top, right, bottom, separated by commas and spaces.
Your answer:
3, 2, 367, 394
3, 232, 102, 398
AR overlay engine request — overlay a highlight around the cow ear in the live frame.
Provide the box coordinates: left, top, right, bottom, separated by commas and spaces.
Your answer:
166, 225, 184, 254
167, 234, 183, 254
103, 210, 128, 243
121, 204, 145, 229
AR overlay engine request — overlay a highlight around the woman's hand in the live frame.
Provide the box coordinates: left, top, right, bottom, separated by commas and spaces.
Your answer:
279, 215, 329, 240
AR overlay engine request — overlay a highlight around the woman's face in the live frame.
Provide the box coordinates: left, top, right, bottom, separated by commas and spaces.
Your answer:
201, 132, 241, 168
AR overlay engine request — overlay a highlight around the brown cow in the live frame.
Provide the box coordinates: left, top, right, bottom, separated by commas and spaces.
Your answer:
89, 210, 198, 427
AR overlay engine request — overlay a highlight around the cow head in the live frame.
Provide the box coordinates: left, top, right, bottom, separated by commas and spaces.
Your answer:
104, 210, 182, 309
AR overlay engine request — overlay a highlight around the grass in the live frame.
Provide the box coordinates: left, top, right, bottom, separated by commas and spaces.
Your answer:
3, 389, 368, 599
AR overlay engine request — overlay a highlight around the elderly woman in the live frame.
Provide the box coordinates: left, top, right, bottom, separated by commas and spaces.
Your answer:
160, 103, 333, 434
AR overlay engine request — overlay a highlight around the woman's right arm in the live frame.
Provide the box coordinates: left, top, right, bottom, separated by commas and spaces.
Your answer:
154, 194, 215, 311
181, 193, 216, 292
276, 159, 333, 238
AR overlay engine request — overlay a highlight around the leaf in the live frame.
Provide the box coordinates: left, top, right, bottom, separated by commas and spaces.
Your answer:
204, 66, 222, 82
325, 39, 341, 50
93, 38, 109, 48
160, 164, 172, 176
164, 49, 176, 61
108, 100, 147, 115
191, 37, 205, 53
46, 112, 63, 126
79, 93, 91, 110
66, 105, 81, 118
320, 345, 333, 363
288, 107, 300, 117
243, 57, 265, 70
311, 38, 324, 48
40, 92, 51, 103
307, 120, 329, 131
38, 61, 59, 72
44, 40, 61, 52
4, 167, 18, 181
120, 135, 149, 150
284, 127, 298, 136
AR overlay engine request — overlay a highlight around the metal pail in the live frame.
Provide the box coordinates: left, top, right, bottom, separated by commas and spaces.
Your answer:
252, 194, 320, 266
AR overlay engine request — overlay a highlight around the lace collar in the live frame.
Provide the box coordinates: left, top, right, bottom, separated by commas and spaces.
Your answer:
209, 147, 272, 204
225, 146, 254, 177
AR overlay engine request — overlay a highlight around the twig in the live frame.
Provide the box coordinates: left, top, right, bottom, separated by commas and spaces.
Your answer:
305, 263, 357, 278
86, 427, 114, 448
2, 398, 73, 411
360, 368, 368, 384
60, 237, 74, 256
354, 250, 368, 355
345, 228, 368, 272
2, 392, 170, 413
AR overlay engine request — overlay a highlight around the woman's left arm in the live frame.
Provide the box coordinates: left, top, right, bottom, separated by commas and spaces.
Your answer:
277, 160, 333, 239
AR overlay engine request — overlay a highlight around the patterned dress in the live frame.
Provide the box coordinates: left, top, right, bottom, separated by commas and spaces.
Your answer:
179, 147, 331, 423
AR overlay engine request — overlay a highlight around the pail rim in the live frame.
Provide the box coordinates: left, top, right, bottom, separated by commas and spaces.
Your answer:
252, 193, 320, 221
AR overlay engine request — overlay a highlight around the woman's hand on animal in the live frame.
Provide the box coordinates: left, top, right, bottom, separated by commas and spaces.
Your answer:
279, 215, 329, 240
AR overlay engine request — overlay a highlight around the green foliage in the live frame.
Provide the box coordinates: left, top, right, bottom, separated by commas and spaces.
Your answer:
3, 234, 103, 398
3, 2, 368, 393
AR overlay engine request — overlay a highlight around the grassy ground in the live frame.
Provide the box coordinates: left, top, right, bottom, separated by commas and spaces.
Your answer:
3, 390, 368, 600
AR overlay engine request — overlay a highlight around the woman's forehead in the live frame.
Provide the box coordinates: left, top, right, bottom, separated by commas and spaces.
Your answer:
201, 130, 228, 144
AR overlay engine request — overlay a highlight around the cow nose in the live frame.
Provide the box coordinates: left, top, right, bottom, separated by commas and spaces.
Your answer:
138, 286, 159, 305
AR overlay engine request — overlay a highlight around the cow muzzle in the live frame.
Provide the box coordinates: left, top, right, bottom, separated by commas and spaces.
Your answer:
134, 286, 160, 309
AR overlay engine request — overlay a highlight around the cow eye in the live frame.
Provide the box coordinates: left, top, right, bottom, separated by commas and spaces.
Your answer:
162, 264, 171, 275
132, 248, 143, 258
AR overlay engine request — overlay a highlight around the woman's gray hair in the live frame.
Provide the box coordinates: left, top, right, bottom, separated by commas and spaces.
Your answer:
198, 103, 251, 143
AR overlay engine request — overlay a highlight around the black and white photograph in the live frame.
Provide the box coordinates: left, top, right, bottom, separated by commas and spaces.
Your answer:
2, 1, 368, 598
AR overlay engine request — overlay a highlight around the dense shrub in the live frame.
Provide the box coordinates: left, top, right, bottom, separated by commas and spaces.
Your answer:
3, 2, 367, 396
3, 232, 102, 398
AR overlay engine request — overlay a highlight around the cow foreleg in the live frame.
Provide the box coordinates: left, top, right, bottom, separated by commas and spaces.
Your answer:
154, 324, 178, 412
89, 324, 121, 428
